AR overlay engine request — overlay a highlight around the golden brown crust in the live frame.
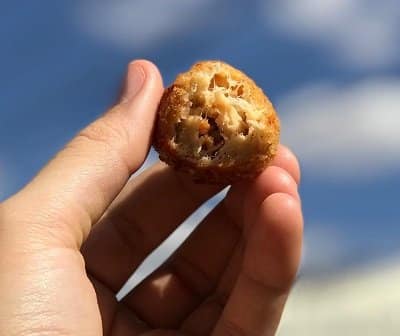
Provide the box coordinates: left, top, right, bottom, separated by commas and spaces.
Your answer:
153, 60, 280, 184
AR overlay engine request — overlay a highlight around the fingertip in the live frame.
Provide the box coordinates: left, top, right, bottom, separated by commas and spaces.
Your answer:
129, 59, 164, 88
242, 166, 299, 235
273, 144, 301, 185
251, 166, 299, 202
124, 60, 164, 101
259, 192, 303, 236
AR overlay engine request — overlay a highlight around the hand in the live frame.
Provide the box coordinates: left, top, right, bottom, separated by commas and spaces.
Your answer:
0, 60, 303, 336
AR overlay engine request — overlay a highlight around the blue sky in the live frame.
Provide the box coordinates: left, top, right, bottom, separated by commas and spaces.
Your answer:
1, 0, 400, 279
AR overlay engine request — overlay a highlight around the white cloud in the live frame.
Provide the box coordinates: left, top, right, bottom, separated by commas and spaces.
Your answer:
74, 0, 213, 50
278, 78, 400, 179
261, 0, 400, 69
279, 256, 400, 335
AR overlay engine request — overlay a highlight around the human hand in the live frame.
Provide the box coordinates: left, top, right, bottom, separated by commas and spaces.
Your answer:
0, 60, 303, 336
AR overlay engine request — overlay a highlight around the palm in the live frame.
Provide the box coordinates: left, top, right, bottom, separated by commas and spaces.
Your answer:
80, 148, 301, 335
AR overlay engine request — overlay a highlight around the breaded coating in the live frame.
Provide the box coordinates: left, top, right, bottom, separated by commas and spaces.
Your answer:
154, 60, 280, 184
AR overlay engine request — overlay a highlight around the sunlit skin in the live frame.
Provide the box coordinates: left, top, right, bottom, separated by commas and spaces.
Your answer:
0, 60, 303, 335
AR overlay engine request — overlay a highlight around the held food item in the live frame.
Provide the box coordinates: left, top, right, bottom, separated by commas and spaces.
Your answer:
153, 60, 280, 184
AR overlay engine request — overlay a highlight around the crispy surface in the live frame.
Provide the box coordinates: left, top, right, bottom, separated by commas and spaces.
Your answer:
153, 60, 280, 184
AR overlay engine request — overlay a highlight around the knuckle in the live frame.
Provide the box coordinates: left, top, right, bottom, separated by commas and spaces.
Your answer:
68, 115, 132, 171
76, 116, 127, 149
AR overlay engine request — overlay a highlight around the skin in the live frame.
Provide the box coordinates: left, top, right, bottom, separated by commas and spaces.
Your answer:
0, 60, 303, 336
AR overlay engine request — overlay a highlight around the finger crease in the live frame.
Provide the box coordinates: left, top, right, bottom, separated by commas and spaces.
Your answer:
170, 256, 214, 297
218, 317, 248, 336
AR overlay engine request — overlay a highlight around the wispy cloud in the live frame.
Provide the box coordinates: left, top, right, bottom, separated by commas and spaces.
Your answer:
261, 0, 400, 69
74, 0, 214, 50
278, 78, 400, 179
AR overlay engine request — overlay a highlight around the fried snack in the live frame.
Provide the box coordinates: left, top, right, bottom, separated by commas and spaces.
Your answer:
153, 60, 280, 184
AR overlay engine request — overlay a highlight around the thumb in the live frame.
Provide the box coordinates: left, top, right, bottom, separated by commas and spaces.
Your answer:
4, 60, 164, 248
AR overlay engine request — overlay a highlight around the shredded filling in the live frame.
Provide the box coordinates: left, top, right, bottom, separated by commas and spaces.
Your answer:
173, 70, 252, 161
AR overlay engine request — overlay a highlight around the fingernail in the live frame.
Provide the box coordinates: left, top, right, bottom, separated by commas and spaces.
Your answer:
121, 62, 145, 102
